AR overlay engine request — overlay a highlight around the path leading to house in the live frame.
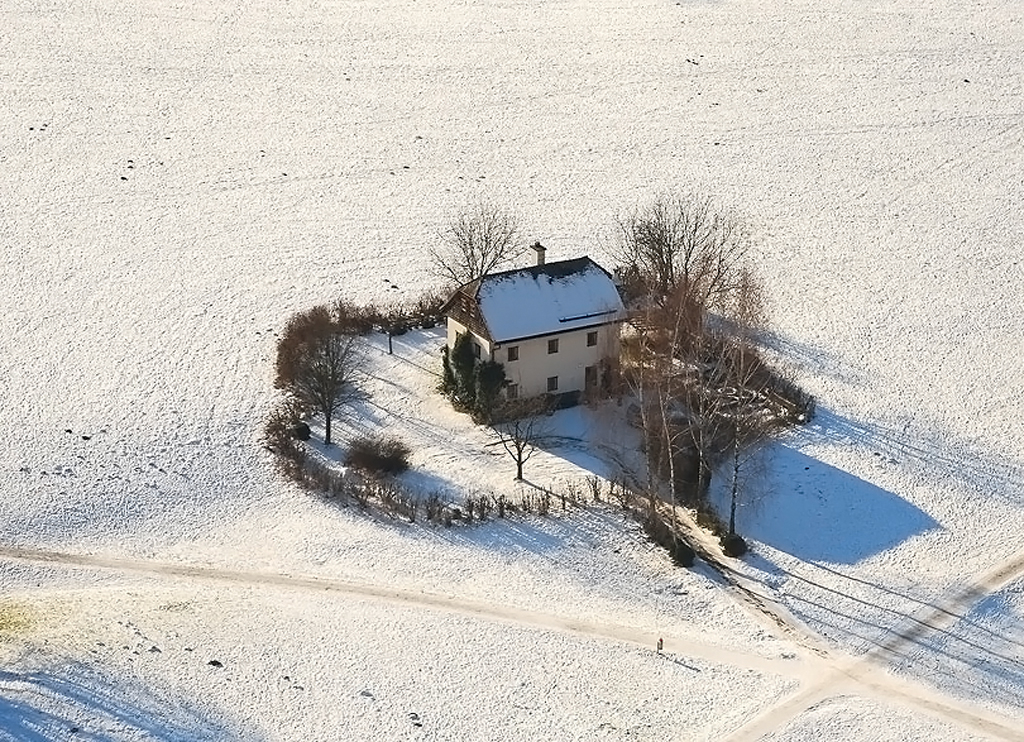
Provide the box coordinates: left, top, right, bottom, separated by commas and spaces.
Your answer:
4, 540, 1024, 740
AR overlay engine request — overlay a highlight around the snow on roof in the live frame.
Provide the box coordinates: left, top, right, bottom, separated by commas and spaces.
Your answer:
476, 257, 625, 343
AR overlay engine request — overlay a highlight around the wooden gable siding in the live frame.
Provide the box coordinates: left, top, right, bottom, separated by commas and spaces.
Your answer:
445, 286, 491, 341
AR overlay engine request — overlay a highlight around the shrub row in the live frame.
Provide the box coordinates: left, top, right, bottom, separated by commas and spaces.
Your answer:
264, 404, 605, 526
600, 478, 698, 568
642, 512, 696, 568
267, 403, 717, 564
332, 289, 446, 338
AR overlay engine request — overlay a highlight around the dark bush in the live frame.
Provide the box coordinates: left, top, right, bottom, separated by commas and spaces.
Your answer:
290, 422, 311, 441
669, 539, 696, 567
439, 346, 457, 395
409, 289, 446, 328
473, 360, 506, 422
332, 299, 379, 335
766, 372, 816, 425
345, 435, 411, 475
721, 533, 748, 558
424, 492, 446, 523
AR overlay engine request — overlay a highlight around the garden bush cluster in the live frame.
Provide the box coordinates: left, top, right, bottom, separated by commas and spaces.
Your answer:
265, 410, 687, 536
345, 435, 411, 475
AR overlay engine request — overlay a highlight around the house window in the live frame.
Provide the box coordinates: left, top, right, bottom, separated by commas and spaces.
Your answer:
507, 383, 519, 399
548, 338, 559, 354
472, 343, 481, 358
547, 376, 559, 392
587, 330, 598, 347
585, 365, 598, 388
507, 345, 519, 362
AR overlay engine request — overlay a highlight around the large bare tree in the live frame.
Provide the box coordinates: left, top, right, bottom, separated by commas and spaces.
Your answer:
275, 305, 363, 445
715, 270, 777, 536
615, 193, 752, 311
430, 202, 524, 286
624, 263, 783, 512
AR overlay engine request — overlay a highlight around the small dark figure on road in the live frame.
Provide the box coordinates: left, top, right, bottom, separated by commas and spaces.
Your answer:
657, 637, 663, 653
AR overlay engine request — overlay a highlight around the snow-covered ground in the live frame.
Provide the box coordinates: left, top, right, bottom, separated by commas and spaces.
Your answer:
2, 0, 1023, 738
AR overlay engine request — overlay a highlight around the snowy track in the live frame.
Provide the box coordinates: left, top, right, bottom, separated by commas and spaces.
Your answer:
4, 540, 1024, 740
723, 546, 1024, 741
684, 518, 1024, 741
0, 544, 797, 678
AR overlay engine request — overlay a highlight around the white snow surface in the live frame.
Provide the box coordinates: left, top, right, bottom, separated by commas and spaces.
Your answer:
2, 0, 1023, 739
477, 258, 625, 342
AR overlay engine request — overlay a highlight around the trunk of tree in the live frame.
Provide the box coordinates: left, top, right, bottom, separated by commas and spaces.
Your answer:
324, 412, 333, 445
729, 436, 739, 535
660, 388, 678, 514
515, 457, 523, 480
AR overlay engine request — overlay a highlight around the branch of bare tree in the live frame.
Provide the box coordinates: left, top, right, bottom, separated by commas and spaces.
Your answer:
430, 202, 525, 287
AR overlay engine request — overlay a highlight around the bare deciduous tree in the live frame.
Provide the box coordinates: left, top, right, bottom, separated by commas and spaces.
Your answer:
492, 398, 552, 480
615, 193, 752, 311
275, 305, 363, 445
717, 268, 773, 534
624, 262, 785, 515
616, 195, 814, 544
430, 202, 524, 286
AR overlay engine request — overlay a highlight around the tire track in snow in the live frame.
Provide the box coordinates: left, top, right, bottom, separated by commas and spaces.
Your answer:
872, 548, 1024, 661
0, 544, 800, 679
713, 541, 1024, 742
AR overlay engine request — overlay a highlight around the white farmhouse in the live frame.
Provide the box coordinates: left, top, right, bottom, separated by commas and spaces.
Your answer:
441, 245, 626, 404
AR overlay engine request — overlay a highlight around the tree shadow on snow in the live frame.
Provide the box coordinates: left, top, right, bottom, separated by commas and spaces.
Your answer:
442, 514, 568, 556
0, 659, 265, 741
736, 443, 939, 565
426, 478, 635, 557
894, 590, 1024, 717
761, 330, 867, 388
532, 403, 646, 483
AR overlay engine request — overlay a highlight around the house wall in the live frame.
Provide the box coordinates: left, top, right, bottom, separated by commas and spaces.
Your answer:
496, 322, 621, 398
445, 317, 621, 400
446, 318, 493, 360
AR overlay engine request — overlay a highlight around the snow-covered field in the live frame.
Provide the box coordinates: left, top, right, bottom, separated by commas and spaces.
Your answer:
2, 0, 1023, 738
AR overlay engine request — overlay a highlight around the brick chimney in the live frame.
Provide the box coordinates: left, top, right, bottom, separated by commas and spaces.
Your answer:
532, 241, 547, 266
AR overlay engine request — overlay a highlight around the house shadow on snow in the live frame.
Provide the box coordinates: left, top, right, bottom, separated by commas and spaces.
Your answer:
0, 660, 265, 741
734, 443, 939, 565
